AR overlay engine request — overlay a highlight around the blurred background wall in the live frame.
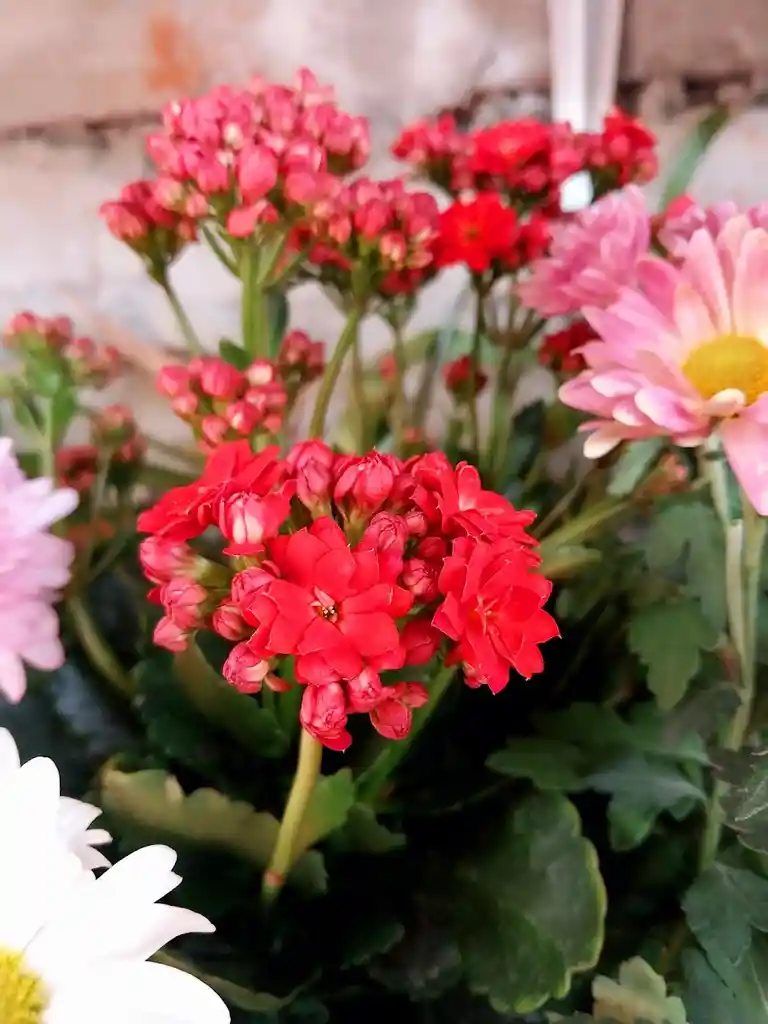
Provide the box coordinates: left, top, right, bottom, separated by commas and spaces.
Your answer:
3, 0, 768, 437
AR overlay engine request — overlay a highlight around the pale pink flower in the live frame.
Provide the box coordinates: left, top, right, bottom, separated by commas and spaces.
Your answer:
0, 438, 78, 701
660, 199, 768, 258
559, 215, 768, 513
517, 185, 651, 317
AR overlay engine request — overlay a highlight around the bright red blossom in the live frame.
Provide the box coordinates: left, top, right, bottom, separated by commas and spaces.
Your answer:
434, 537, 559, 691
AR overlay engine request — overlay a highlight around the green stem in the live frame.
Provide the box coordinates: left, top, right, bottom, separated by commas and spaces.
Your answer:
351, 331, 367, 451
38, 399, 56, 480
356, 663, 456, 805
309, 306, 364, 439
391, 318, 408, 455
160, 278, 204, 354
201, 226, 237, 275
262, 728, 323, 903
67, 594, 135, 699
467, 287, 485, 460
240, 247, 270, 357
537, 496, 627, 555
698, 467, 767, 872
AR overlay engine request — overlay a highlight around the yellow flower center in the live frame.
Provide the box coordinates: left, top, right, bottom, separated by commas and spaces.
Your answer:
682, 334, 768, 406
0, 949, 47, 1024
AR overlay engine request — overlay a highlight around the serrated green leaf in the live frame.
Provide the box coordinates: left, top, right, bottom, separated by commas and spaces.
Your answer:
486, 737, 588, 790
100, 768, 325, 894
713, 748, 768, 854
681, 948, 741, 1024
294, 769, 356, 858
592, 956, 688, 1024
608, 439, 665, 497
173, 644, 288, 758
684, 933, 768, 1023
628, 599, 718, 709
454, 793, 606, 1015
684, 865, 768, 968
642, 502, 726, 631
328, 803, 406, 854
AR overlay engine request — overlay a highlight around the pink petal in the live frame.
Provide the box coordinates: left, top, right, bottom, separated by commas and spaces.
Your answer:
720, 417, 768, 515
732, 228, 768, 339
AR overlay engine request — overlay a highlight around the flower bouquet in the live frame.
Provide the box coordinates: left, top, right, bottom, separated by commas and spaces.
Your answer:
2, 67, 767, 1024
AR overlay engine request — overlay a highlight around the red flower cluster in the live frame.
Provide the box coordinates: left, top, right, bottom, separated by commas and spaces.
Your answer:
4, 312, 121, 389
392, 108, 657, 208
297, 176, 440, 300
156, 333, 323, 452
138, 440, 558, 750
56, 405, 145, 493
537, 320, 595, 374
99, 180, 197, 274
443, 354, 487, 401
100, 68, 370, 268
581, 108, 657, 191
434, 194, 549, 276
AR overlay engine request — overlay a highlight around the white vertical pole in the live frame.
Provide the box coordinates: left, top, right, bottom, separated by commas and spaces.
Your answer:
547, 0, 626, 211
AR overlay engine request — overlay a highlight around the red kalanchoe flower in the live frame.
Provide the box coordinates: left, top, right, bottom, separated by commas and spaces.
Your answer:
538, 320, 595, 374
409, 453, 537, 544
583, 107, 658, 189
433, 537, 558, 691
138, 441, 283, 540
443, 354, 488, 400
434, 194, 520, 274
236, 517, 413, 686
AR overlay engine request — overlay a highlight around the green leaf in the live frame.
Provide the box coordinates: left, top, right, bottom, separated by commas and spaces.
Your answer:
627, 598, 718, 709
608, 439, 665, 497
712, 748, 768, 854
101, 768, 326, 894
586, 755, 705, 850
454, 793, 606, 1014
294, 769, 356, 858
591, 956, 688, 1023
684, 934, 768, 1023
486, 737, 588, 790
49, 387, 78, 446
642, 501, 726, 631
328, 803, 406, 854
173, 645, 288, 758
660, 106, 731, 209
266, 288, 289, 357
684, 864, 768, 967
218, 338, 251, 370
681, 948, 741, 1024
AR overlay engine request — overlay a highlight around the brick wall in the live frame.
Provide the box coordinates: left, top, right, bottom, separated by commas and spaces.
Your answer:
3, 0, 768, 440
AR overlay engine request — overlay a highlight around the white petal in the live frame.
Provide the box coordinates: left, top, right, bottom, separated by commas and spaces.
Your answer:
0, 727, 21, 775
46, 961, 230, 1024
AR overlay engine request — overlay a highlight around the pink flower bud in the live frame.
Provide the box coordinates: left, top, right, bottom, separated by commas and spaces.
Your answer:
401, 615, 442, 666
225, 400, 261, 435
237, 144, 279, 203
198, 357, 245, 399
227, 201, 279, 238
401, 558, 438, 601
219, 491, 291, 554
153, 615, 190, 652
245, 359, 277, 386
200, 414, 230, 447
156, 364, 192, 398
231, 566, 275, 605
222, 641, 271, 693
346, 668, 384, 713
139, 536, 198, 585
334, 452, 401, 519
161, 578, 208, 631
212, 602, 250, 641
172, 392, 199, 418
300, 683, 351, 751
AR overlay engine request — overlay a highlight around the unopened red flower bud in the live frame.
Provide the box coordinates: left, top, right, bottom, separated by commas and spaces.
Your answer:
212, 602, 250, 641
198, 357, 245, 399
157, 364, 192, 397
139, 536, 199, 585
161, 577, 208, 631
401, 557, 438, 601
443, 354, 487, 400
237, 144, 279, 203
370, 681, 429, 740
222, 641, 271, 693
153, 615, 190, 652
346, 668, 384, 712
401, 615, 442, 666
171, 392, 200, 419
300, 683, 350, 751
333, 452, 400, 520
200, 414, 230, 447
245, 359, 277, 387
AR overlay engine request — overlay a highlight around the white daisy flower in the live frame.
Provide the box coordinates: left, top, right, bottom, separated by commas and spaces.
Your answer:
0, 751, 230, 1023
0, 728, 111, 869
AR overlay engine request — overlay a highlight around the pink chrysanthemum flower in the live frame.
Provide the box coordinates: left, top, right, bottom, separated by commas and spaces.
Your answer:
517, 185, 650, 317
559, 215, 768, 514
0, 437, 78, 701
659, 199, 768, 258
